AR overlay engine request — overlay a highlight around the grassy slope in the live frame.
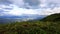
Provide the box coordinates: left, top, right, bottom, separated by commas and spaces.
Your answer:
0, 21, 60, 34
41, 13, 60, 22
0, 13, 60, 34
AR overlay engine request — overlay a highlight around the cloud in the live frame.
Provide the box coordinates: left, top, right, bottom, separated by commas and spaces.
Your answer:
47, 0, 60, 3
0, 0, 60, 16
9, 0, 24, 7
8, 0, 40, 9
39, 0, 60, 8
0, 4, 13, 16
23, 0, 40, 6
0, 4, 60, 16
36, 7, 60, 15
3, 0, 60, 9
0, 4, 38, 16
0, 0, 12, 5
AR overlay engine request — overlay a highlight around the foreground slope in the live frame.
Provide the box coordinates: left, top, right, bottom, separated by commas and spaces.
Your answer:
0, 13, 60, 34
0, 21, 60, 34
41, 13, 60, 22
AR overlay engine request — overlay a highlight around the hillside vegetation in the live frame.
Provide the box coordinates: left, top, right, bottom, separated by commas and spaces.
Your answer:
0, 13, 60, 34
41, 13, 60, 22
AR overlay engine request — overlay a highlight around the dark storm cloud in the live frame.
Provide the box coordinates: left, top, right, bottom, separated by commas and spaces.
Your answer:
0, 0, 40, 9
0, 9, 4, 13
0, 0, 12, 5
0, 9, 7, 14
3, 8, 13, 10
23, 0, 40, 6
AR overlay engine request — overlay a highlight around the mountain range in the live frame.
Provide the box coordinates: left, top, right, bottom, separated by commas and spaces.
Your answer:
0, 14, 46, 23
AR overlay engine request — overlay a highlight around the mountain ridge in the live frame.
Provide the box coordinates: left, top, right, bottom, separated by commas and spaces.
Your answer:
41, 13, 60, 22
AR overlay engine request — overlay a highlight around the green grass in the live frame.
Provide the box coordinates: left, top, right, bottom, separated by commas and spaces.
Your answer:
0, 21, 60, 34
41, 13, 60, 22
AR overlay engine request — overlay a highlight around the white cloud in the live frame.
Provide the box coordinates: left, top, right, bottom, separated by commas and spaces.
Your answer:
33, 7, 60, 15
0, 4, 60, 16
0, 4, 38, 16
0, 0, 60, 16
8, 6, 37, 16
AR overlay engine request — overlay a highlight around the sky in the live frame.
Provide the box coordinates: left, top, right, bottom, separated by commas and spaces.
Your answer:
0, 0, 60, 16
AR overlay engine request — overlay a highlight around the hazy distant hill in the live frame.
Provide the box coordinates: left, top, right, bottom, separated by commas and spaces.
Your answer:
41, 13, 60, 22
0, 14, 46, 23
